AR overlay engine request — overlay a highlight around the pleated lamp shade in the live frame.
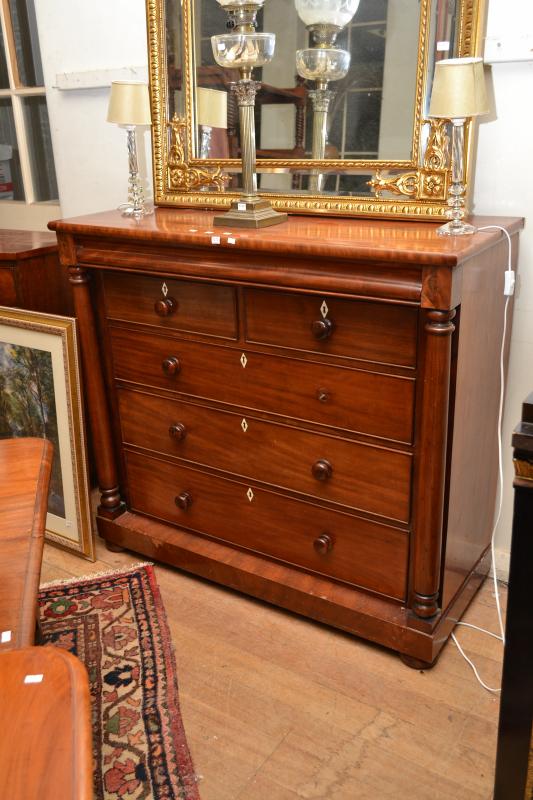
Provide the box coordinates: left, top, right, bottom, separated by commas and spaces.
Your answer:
107, 81, 152, 126
197, 88, 228, 129
429, 57, 489, 119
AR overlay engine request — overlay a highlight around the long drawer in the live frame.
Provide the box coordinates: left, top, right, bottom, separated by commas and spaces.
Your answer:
103, 272, 237, 339
110, 327, 415, 443
125, 450, 409, 600
244, 288, 418, 367
118, 388, 412, 521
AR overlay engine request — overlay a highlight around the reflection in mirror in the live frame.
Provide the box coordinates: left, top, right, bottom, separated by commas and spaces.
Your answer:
157, 0, 482, 213
193, 0, 420, 170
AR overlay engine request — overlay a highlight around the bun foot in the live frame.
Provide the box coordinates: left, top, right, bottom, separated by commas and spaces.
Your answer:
104, 539, 125, 553
399, 653, 437, 670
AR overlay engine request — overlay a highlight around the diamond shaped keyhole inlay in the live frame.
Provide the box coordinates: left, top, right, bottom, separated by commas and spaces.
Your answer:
246, 488, 254, 502
162, 282, 169, 297
240, 353, 248, 369
241, 418, 248, 433
320, 300, 329, 319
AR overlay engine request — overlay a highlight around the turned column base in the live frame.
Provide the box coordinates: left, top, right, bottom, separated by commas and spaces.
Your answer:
412, 591, 440, 619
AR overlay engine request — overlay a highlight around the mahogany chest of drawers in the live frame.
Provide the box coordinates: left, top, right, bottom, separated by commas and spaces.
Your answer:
51, 209, 522, 666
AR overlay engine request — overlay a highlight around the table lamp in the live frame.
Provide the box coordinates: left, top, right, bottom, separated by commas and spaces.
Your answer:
197, 87, 228, 159
429, 57, 489, 235
295, 0, 359, 192
211, 0, 287, 227
107, 81, 152, 218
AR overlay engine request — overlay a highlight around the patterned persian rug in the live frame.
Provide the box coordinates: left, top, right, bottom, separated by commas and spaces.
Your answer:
38, 563, 200, 800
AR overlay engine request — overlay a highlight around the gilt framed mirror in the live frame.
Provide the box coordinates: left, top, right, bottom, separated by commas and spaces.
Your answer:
146, 0, 487, 219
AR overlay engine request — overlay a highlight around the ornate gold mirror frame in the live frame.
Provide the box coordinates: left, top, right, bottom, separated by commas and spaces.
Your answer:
147, 0, 487, 220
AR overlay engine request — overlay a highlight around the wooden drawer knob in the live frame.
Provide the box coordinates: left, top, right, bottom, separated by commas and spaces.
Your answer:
314, 533, 333, 555
154, 297, 177, 317
175, 491, 192, 511
162, 356, 181, 377
312, 459, 333, 481
311, 318, 334, 340
169, 423, 187, 440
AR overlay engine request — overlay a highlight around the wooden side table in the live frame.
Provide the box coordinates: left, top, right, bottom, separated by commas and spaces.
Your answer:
0, 646, 93, 799
0, 438, 53, 650
0, 228, 72, 315
494, 392, 533, 799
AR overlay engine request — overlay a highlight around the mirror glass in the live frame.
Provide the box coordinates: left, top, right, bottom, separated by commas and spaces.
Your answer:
156, 0, 481, 215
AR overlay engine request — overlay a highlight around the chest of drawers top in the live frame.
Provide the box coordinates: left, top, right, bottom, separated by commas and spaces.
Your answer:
52, 209, 522, 310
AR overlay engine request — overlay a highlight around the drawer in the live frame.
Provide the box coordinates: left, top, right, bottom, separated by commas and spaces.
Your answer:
103, 272, 237, 339
118, 389, 412, 522
125, 450, 409, 600
244, 289, 418, 367
110, 328, 415, 443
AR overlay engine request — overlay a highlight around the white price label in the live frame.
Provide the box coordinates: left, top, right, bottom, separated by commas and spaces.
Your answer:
437, 41, 450, 51
211, 235, 221, 245
237, 202, 247, 212
1, 630, 11, 643
24, 674, 44, 684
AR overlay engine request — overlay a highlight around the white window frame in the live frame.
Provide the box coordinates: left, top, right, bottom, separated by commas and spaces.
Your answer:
0, 0, 60, 227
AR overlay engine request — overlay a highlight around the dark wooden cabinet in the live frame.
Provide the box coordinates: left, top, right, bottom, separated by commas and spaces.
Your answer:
0, 229, 72, 315
50, 209, 522, 666
494, 392, 533, 800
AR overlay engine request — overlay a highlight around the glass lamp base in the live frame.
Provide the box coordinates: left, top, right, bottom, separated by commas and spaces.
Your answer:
214, 197, 287, 229
437, 220, 476, 236
118, 202, 154, 219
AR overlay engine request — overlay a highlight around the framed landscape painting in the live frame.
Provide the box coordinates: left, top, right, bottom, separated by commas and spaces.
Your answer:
0, 307, 94, 559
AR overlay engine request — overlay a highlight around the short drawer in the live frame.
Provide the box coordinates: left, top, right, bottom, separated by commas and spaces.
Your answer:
244, 288, 418, 367
103, 272, 237, 339
110, 328, 415, 443
125, 451, 409, 600
118, 389, 412, 522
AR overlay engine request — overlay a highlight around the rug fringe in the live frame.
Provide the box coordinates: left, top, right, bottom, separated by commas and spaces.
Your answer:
39, 561, 154, 589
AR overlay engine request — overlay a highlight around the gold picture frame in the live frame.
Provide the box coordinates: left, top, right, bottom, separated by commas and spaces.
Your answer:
0, 307, 94, 560
147, 0, 488, 220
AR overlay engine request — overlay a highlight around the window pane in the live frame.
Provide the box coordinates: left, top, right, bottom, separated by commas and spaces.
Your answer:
0, 99, 24, 200
356, 0, 388, 23
0, 21, 9, 88
22, 96, 58, 200
8, 0, 44, 86
345, 90, 382, 151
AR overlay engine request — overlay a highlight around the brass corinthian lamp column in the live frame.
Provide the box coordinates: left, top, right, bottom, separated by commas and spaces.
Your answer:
211, 0, 287, 227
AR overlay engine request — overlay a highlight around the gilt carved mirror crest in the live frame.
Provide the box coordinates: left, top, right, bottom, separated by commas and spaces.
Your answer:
146, 0, 487, 219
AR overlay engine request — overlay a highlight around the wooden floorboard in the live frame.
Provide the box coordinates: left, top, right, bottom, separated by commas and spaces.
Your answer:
41, 538, 504, 800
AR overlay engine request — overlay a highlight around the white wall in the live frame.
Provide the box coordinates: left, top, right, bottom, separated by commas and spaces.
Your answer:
33, 0, 531, 575
34, 0, 152, 218
474, 0, 533, 578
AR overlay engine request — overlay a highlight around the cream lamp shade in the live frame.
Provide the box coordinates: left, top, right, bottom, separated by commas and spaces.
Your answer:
107, 81, 152, 126
197, 87, 228, 128
429, 57, 489, 119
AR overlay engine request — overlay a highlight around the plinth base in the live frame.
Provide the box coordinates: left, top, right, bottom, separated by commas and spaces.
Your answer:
214, 197, 287, 229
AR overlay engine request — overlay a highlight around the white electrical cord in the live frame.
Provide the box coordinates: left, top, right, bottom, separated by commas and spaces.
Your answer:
449, 224, 514, 693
